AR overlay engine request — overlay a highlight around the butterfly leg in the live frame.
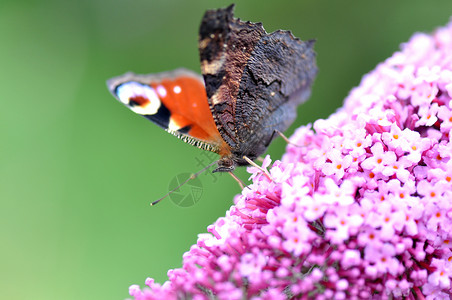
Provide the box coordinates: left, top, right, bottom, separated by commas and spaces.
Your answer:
267, 129, 306, 148
256, 156, 265, 163
267, 129, 297, 146
242, 156, 273, 181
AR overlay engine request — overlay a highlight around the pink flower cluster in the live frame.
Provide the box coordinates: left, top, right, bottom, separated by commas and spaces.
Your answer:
129, 21, 452, 299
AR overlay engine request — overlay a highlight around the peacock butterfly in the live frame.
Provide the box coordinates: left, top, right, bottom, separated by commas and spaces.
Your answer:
107, 4, 317, 173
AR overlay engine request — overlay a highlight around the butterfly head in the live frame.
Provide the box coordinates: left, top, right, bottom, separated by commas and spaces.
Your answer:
213, 156, 235, 173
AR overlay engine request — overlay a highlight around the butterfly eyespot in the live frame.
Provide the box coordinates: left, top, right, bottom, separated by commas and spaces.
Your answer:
116, 82, 161, 115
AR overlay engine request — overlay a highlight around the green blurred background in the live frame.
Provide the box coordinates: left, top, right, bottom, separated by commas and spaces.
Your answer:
2, 0, 452, 299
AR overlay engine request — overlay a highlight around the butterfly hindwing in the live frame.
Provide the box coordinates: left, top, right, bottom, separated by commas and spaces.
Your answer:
235, 32, 317, 154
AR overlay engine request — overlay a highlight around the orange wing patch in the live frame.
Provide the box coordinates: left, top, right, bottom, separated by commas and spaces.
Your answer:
151, 76, 228, 152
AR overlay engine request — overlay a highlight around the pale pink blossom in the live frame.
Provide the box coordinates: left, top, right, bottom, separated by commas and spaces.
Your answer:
128, 19, 452, 300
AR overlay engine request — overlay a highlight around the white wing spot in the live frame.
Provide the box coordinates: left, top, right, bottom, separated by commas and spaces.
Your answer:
156, 85, 167, 98
173, 85, 182, 94
168, 117, 181, 131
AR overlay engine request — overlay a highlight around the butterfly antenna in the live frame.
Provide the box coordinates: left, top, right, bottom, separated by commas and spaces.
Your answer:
150, 160, 217, 206
228, 171, 245, 190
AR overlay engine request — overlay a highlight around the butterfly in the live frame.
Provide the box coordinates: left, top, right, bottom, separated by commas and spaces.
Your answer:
107, 4, 317, 174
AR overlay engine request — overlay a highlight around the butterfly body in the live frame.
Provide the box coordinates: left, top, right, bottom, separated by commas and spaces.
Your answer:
107, 5, 317, 173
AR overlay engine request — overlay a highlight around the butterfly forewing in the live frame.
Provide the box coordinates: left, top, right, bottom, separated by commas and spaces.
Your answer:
198, 5, 317, 165
107, 69, 227, 153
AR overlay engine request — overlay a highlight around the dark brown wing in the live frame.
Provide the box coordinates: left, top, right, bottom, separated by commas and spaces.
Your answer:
199, 5, 317, 164
235, 31, 317, 155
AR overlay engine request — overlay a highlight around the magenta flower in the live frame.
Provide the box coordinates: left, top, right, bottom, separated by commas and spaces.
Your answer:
129, 20, 452, 299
